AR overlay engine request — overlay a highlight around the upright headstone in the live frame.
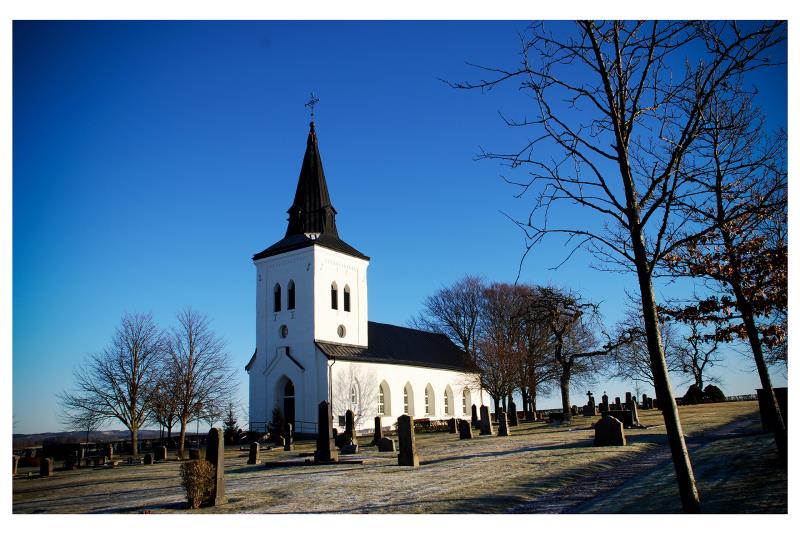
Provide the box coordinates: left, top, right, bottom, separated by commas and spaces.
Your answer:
284, 422, 294, 451
625, 392, 632, 409
106, 444, 114, 461
40, 457, 54, 477
314, 401, 339, 463
630, 401, 640, 426
13, 455, 19, 476
479, 405, 494, 436
593, 415, 626, 446
497, 409, 510, 437
396, 415, 419, 467
377, 437, 396, 452
459, 419, 473, 439
247, 442, 260, 465
345, 409, 357, 444
155, 446, 167, 461
143, 453, 153, 465
205, 427, 227, 506
614, 397, 622, 410
508, 401, 518, 426
374, 416, 383, 442
471, 404, 479, 429
600, 393, 609, 413
641, 393, 648, 409
448, 418, 457, 433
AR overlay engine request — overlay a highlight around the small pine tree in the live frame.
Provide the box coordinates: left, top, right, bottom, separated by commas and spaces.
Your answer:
222, 403, 243, 445
267, 407, 285, 445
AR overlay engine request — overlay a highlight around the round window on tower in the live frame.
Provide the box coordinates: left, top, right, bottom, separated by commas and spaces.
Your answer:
279, 325, 289, 338
337, 325, 346, 338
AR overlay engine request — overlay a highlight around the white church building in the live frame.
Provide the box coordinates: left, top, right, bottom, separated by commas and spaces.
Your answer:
247, 121, 485, 435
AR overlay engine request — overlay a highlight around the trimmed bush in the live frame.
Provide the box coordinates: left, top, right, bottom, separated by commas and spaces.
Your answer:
335, 431, 353, 448
179, 460, 215, 509
682, 384, 704, 405
704, 384, 726, 402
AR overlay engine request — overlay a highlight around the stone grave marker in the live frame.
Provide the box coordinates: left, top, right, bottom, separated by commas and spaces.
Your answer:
629, 401, 640, 426
341, 443, 359, 454
377, 437, 396, 452
625, 392, 632, 408
247, 442, 260, 464
106, 444, 114, 461
479, 405, 494, 435
155, 446, 167, 461
614, 397, 622, 410
284, 422, 294, 451
497, 409, 510, 437
374, 416, 383, 442
508, 401, 519, 426
396, 415, 419, 467
143, 453, 153, 465
594, 415, 626, 446
205, 427, 227, 506
189, 449, 201, 460
600, 393, 609, 413
448, 418, 457, 433
345, 409, 357, 445
459, 419, 473, 439
40, 458, 53, 477
314, 400, 339, 463
471, 404, 479, 429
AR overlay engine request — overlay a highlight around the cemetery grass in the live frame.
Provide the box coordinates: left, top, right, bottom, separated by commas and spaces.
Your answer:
12, 401, 782, 514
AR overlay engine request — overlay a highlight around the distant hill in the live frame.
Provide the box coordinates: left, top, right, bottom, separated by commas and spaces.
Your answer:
13, 429, 168, 448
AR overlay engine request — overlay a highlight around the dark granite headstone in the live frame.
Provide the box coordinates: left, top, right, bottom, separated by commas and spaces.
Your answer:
600, 393, 609, 413
377, 437, 396, 452
604, 410, 634, 428
625, 392, 632, 408
479, 405, 493, 435
13, 455, 19, 476
459, 419, 473, 439
247, 442, 260, 465
497, 409, 510, 437
508, 401, 519, 426
143, 453, 153, 465
614, 397, 622, 410
345, 409, 357, 445
397, 415, 419, 467
189, 448, 201, 460
630, 402, 640, 426
448, 418, 457, 433
582, 404, 598, 417
40, 458, 53, 477
284, 422, 294, 451
341, 444, 359, 454
641, 394, 648, 409
315, 401, 339, 463
471, 404, 479, 429
205, 427, 227, 506
155, 446, 167, 461
374, 416, 383, 442
594, 415, 626, 446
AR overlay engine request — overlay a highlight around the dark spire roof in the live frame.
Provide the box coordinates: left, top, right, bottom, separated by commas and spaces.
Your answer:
253, 122, 369, 261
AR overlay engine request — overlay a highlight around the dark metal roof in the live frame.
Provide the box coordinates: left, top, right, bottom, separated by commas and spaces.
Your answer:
316, 321, 477, 373
245, 349, 256, 372
253, 122, 368, 261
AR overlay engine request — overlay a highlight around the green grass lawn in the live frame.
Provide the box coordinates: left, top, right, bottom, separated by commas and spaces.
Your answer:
12, 401, 784, 514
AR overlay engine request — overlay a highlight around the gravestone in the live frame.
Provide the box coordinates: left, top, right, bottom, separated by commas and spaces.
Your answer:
630, 401, 640, 426
459, 419, 473, 439
247, 442, 260, 464
205, 427, 227, 506
641, 394, 648, 409
284, 423, 294, 452
471, 404, 479, 429
345, 409, 357, 445
189, 449, 201, 460
600, 393, 609, 413
155, 446, 167, 461
314, 400, 339, 463
548, 412, 565, 424
40, 458, 53, 477
106, 444, 114, 460
377, 437, 396, 452
647, 397, 654, 410
497, 409, 510, 437
143, 453, 153, 465
448, 418, 457, 433
625, 392, 632, 408
396, 415, 419, 467
13, 455, 19, 476
341, 444, 359, 454
614, 397, 622, 410
605, 409, 634, 428
508, 401, 519, 426
479, 405, 493, 435
593, 415, 626, 446
571, 405, 580, 416
374, 416, 383, 442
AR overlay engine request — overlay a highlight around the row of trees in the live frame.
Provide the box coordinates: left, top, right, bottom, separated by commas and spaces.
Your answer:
58, 309, 238, 458
447, 20, 787, 512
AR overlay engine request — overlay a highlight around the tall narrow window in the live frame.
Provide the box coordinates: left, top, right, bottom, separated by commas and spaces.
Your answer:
403, 386, 409, 415
287, 280, 295, 310
331, 282, 338, 310
444, 390, 450, 416
425, 389, 430, 415
350, 384, 358, 408
462, 391, 468, 415
343, 285, 351, 312
378, 386, 385, 415
273, 284, 281, 312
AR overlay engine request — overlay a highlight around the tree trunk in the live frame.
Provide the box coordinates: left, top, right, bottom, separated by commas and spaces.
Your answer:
731, 283, 787, 462
178, 418, 188, 459
530, 397, 537, 419
521, 389, 530, 420
559, 369, 571, 422
130, 426, 139, 458
633, 240, 701, 513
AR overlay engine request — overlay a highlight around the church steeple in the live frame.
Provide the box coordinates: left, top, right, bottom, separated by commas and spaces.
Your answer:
285, 122, 339, 238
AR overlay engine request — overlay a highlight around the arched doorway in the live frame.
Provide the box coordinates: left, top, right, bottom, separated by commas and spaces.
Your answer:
283, 380, 295, 428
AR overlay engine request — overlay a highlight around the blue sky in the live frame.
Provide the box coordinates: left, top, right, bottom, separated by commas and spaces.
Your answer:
13, 21, 787, 434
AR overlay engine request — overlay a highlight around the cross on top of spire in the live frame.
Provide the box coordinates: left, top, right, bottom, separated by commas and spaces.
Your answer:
305, 92, 320, 123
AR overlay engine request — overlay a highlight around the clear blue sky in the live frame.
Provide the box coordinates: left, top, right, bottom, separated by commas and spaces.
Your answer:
13, 21, 787, 434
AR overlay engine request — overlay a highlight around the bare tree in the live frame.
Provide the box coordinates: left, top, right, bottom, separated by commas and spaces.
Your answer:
60, 312, 164, 456
58, 393, 104, 446
333, 364, 378, 429
165, 308, 237, 458
674, 322, 722, 391
149, 375, 180, 445
451, 21, 785, 511
515, 284, 558, 417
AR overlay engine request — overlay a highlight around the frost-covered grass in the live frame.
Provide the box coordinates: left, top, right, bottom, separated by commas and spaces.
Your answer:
14, 401, 781, 514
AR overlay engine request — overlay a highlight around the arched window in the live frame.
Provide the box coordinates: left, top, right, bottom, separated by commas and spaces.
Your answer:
344, 285, 351, 312
350, 384, 358, 408
462, 390, 468, 416
444, 389, 451, 416
287, 280, 295, 310
273, 284, 281, 312
424, 384, 435, 416
331, 282, 338, 310
425, 389, 430, 415
403, 386, 410, 415
378, 385, 385, 415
